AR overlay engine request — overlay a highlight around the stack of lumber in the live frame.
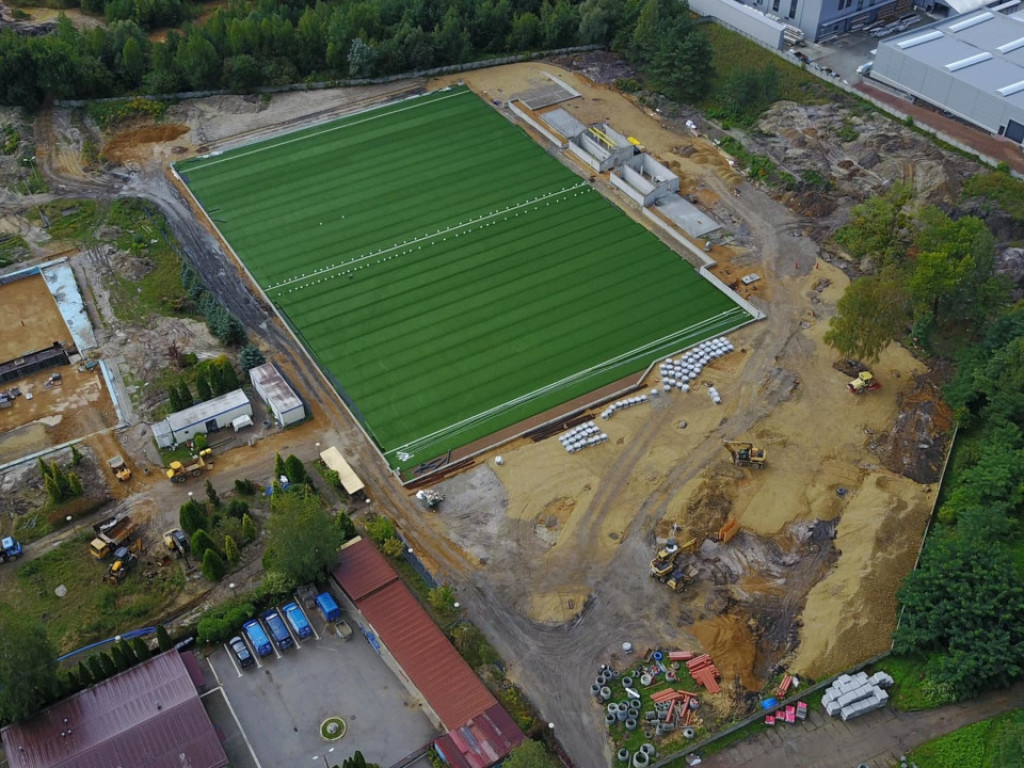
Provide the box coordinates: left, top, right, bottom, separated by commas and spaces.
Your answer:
686, 654, 722, 694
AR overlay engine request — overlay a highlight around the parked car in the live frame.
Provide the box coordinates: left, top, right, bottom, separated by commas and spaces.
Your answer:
283, 602, 313, 640
228, 636, 255, 669
261, 608, 295, 651
243, 619, 273, 657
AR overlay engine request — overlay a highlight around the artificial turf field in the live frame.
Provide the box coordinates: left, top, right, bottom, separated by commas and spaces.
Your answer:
176, 86, 752, 470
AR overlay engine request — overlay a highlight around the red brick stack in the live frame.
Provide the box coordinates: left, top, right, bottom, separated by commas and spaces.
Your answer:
686, 654, 722, 694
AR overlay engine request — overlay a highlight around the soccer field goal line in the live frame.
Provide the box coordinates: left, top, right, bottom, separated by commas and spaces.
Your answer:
183, 88, 471, 174
267, 181, 593, 295
385, 306, 750, 461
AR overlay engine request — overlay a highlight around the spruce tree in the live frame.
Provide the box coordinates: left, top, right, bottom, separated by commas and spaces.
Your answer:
242, 513, 258, 543
70, 445, 83, 466
156, 625, 174, 652
98, 651, 117, 678
77, 660, 94, 687
202, 549, 227, 581
191, 529, 216, 561
225, 535, 240, 566
179, 382, 194, 408
131, 637, 151, 662
68, 472, 84, 497
196, 371, 213, 401
205, 478, 220, 508
87, 654, 105, 682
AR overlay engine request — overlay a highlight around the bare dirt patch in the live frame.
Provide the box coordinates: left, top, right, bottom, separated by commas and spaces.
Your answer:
0, 275, 73, 360
103, 124, 190, 165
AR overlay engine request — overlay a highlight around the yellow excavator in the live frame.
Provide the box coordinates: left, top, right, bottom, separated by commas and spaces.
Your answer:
724, 441, 767, 469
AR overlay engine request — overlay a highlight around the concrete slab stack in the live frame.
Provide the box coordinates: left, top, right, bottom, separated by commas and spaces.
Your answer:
821, 671, 891, 721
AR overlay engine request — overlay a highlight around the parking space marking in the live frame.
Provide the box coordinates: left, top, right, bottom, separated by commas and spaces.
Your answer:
279, 605, 302, 649
223, 643, 244, 677
203, 684, 264, 768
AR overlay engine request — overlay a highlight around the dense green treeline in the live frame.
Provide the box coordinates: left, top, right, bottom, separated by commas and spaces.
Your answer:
829, 171, 1024, 703
0, 0, 711, 108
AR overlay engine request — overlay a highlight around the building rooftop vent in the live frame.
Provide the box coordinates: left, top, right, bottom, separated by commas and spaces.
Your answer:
897, 30, 944, 48
946, 52, 993, 71
998, 78, 1024, 96
948, 12, 993, 32
997, 35, 1024, 53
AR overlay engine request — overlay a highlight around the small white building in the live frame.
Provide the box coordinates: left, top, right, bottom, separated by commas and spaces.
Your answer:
249, 362, 305, 428
152, 389, 253, 448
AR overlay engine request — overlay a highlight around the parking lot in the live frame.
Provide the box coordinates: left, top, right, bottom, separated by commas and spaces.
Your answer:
198, 602, 440, 768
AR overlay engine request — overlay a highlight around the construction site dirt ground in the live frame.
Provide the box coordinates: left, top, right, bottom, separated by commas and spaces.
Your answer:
5, 57, 958, 766
0, 274, 75, 360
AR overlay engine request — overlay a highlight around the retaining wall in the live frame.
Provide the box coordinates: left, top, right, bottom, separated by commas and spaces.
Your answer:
507, 101, 566, 148
688, 0, 786, 49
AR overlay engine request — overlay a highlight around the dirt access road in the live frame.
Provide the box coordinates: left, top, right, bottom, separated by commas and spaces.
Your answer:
25, 61, 951, 767
703, 681, 1024, 768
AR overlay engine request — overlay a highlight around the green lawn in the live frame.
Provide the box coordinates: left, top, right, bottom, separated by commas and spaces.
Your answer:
178, 86, 751, 469
909, 708, 1024, 767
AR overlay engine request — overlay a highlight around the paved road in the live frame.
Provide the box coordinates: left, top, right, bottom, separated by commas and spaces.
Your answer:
701, 683, 1024, 768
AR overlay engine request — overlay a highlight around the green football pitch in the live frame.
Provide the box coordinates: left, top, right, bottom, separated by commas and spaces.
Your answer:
176, 86, 751, 471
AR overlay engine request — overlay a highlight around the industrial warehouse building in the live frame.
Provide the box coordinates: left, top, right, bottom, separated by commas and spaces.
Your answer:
871, 8, 1024, 142
152, 388, 253, 448
249, 362, 305, 428
1, 651, 228, 768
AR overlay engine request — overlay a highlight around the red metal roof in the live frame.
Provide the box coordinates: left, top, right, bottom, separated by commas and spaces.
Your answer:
1, 651, 227, 768
434, 705, 526, 768
333, 537, 399, 601
358, 582, 498, 729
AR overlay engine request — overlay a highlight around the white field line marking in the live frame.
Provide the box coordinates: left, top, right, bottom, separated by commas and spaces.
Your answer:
222, 643, 243, 678
270, 182, 592, 293
386, 308, 749, 458
184, 89, 470, 173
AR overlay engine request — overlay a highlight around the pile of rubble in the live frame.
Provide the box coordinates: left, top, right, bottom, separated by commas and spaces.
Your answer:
822, 670, 893, 721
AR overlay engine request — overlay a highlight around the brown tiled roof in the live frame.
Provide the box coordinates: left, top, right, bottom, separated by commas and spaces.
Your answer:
1, 651, 227, 768
357, 582, 498, 729
333, 536, 399, 601
333, 538, 500, 730
433, 705, 527, 768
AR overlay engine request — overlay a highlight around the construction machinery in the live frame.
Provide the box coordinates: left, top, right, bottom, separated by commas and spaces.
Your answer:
163, 528, 190, 558
724, 441, 767, 469
107, 455, 132, 482
415, 489, 444, 510
90, 515, 138, 559
848, 371, 881, 394
166, 448, 213, 483
0, 536, 23, 564
104, 546, 137, 584
666, 563, 698, 593
650, 540, 680, 580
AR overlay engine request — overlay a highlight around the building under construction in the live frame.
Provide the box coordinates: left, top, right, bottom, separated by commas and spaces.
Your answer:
0, 341, 72, 385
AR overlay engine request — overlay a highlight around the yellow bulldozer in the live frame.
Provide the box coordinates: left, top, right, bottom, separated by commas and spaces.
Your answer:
724, 441, 767, 469
166, 448, 213, 483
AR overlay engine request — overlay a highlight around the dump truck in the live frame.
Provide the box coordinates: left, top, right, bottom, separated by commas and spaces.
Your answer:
0, 536, 23, 564
651, 540, 680, 580
108, 455, 132, 482
90, 515, 138, 559
166, 448, 213, 483
163, 528, 189, 558
724, 441, 767, 469
848, 371, 881, 394
105, 546, 137, 584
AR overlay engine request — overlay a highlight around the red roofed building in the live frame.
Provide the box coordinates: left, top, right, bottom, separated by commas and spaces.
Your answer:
332, 537, 524, 767
433, 705, 526, 768
1, 650, 227, 768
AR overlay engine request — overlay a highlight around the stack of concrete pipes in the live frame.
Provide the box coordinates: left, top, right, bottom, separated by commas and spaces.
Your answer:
560, 420, 608, 453
658, 337, 735, 393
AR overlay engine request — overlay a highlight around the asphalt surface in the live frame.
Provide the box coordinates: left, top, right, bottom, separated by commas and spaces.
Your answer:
200, 605, 438, 768
701, 680, 1024, 768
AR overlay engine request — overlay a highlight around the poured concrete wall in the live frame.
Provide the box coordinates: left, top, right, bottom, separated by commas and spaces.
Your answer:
689, 0, 786, 49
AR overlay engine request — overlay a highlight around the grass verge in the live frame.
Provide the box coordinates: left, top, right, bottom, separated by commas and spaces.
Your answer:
909, 708, 1024, 767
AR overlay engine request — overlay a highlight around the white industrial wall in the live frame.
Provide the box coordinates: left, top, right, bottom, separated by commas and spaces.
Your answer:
170, 403, 254, 444
872, 46, 1024, 136
278, 403, 305, 428
688, 0, 787, 49
609, 173, 647, 205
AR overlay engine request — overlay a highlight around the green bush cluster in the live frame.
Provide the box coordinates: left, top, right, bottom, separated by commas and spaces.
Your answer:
196, 599, 255, 644
86, 97, 167, 131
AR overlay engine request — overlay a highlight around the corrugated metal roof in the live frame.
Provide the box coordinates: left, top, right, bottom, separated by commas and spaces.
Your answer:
434, 705, 526, 768
333, 536, 399, 602
319, 446, 365, 495
2, 651, 227, 768
165, 388, 251, 432
249, 363, 303, 414
357, 581, 498, 729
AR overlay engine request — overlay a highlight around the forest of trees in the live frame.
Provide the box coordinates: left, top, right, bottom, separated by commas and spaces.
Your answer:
0, 0, 712, 108
827, 170, 1024, 702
